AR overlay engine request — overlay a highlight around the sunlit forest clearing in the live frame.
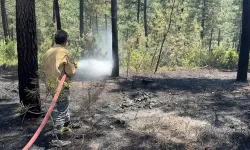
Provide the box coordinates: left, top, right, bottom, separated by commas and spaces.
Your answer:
1, 0, 250, 149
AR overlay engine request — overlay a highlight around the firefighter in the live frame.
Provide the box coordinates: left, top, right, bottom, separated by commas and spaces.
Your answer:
42, 30, 80, 146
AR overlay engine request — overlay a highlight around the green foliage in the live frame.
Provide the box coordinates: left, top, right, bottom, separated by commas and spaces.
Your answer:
0, 0, 242, 71
207, 48, 238, 69
0, 40, 17, 65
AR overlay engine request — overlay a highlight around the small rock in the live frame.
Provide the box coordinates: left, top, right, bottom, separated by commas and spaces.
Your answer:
51, 140, 71, 147
143, 95, 148, 100
149, 102, 155, 106
114, 119, 125, 125
75, 134, 84, 139
149, 99, 157, 103
93, 114, 101, 119
103, 104, 111, 108
110, 125, 115, 130
122, 103, 131, 108
229, 125, 235, 129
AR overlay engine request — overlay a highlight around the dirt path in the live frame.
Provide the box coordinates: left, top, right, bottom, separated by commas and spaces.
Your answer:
1, 69, 250, 150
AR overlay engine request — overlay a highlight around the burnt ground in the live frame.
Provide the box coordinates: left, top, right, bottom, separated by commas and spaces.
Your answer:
1, 68, 250, 150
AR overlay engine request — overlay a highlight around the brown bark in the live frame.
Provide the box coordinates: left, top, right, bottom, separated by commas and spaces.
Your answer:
201, 0, 206, 40
53, 0, 56, 23
1, 0, 9, 40
96, 11, 98, 34
143, 0, 148, 37
137, 0, 141, 23
54, 0, 61, 30
237, 0, 250, 82
16, 0, 41, 114
111, 0, 119, 77
80, 0, 84, 37
217, 28, 221, 46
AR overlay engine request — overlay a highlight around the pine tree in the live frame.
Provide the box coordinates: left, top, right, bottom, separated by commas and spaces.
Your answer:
16, 0, 41, 114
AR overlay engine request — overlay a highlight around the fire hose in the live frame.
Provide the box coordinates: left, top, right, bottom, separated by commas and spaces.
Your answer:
23, 74, 67, 150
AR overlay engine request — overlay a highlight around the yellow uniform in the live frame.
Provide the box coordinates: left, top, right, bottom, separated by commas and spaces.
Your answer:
42, 44, 76, 91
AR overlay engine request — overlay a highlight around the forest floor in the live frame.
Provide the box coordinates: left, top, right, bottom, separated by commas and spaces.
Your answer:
1, 67, 250, 150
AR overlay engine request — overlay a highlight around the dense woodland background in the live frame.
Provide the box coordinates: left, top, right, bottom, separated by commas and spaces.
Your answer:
0, 0, 243, 72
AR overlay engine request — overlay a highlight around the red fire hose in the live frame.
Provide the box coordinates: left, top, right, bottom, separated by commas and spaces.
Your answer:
23, 74, 67, 150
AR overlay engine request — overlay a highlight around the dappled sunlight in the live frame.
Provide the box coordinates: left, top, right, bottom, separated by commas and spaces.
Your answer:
115, 108, 210, 144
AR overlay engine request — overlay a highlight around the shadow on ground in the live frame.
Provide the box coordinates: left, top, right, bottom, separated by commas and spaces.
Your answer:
110, 76, 244, 93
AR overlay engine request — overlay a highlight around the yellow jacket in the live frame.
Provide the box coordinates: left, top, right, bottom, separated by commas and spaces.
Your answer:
42, 44, 76, 91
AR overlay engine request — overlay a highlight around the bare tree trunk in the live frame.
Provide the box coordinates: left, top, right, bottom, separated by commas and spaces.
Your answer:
150, 47, 158, 70
217, 28, 221, 46
16, 0, 41, 114
137, 0, 141, 23
53, 0, 56, 23
1, 0, 9, 40
237, 27, 242, 52
154, 0, 175, 73
89, 16, 92, 29
105, 1, 108, 33
201, 0, 206, 40
54, 0, 61, 30
96, 11, 98, 34
126, 29, 130, 79
111, 0, 119, 77
237, 0, 250, 82
80, 0, 84, 37
143, 0, 148, 38
9, 18, 13, 40
209, 28, 213, 53
136, 0, 141, 49
105, 1, 108, 53
144, 0, 148, 51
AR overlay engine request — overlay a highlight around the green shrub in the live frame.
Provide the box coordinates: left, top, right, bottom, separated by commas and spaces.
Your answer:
0, 40, 17, 65
208, 47, 238, 69
177, 47, 238, 70
223, 49, 238, 69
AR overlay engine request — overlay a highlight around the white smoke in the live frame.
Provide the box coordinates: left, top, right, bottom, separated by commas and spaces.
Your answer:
72, 27, 113, 81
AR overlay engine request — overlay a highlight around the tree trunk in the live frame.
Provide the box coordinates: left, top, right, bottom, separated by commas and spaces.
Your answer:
16, 0, 41, 114
96, 11, 98, 34
154, 0, 175, 73
143, 0, 148, 38
105, 1, 108, 53
137, 0, 140, 23
217, 28, 221, 47
9, 18, 13, 40
80, 0, 84, 37
53, 0, 56, 23
1, 0, 9, 40
105, 14, 108, 33
237, 27, 242, 52
111, 0, 119, 77
54, 0, 61, 30
201, 0, 206, 40
105, 1, 108, 33
237, 0, 250, 82
89, 16, 92, 29
209, 28, 213, 53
